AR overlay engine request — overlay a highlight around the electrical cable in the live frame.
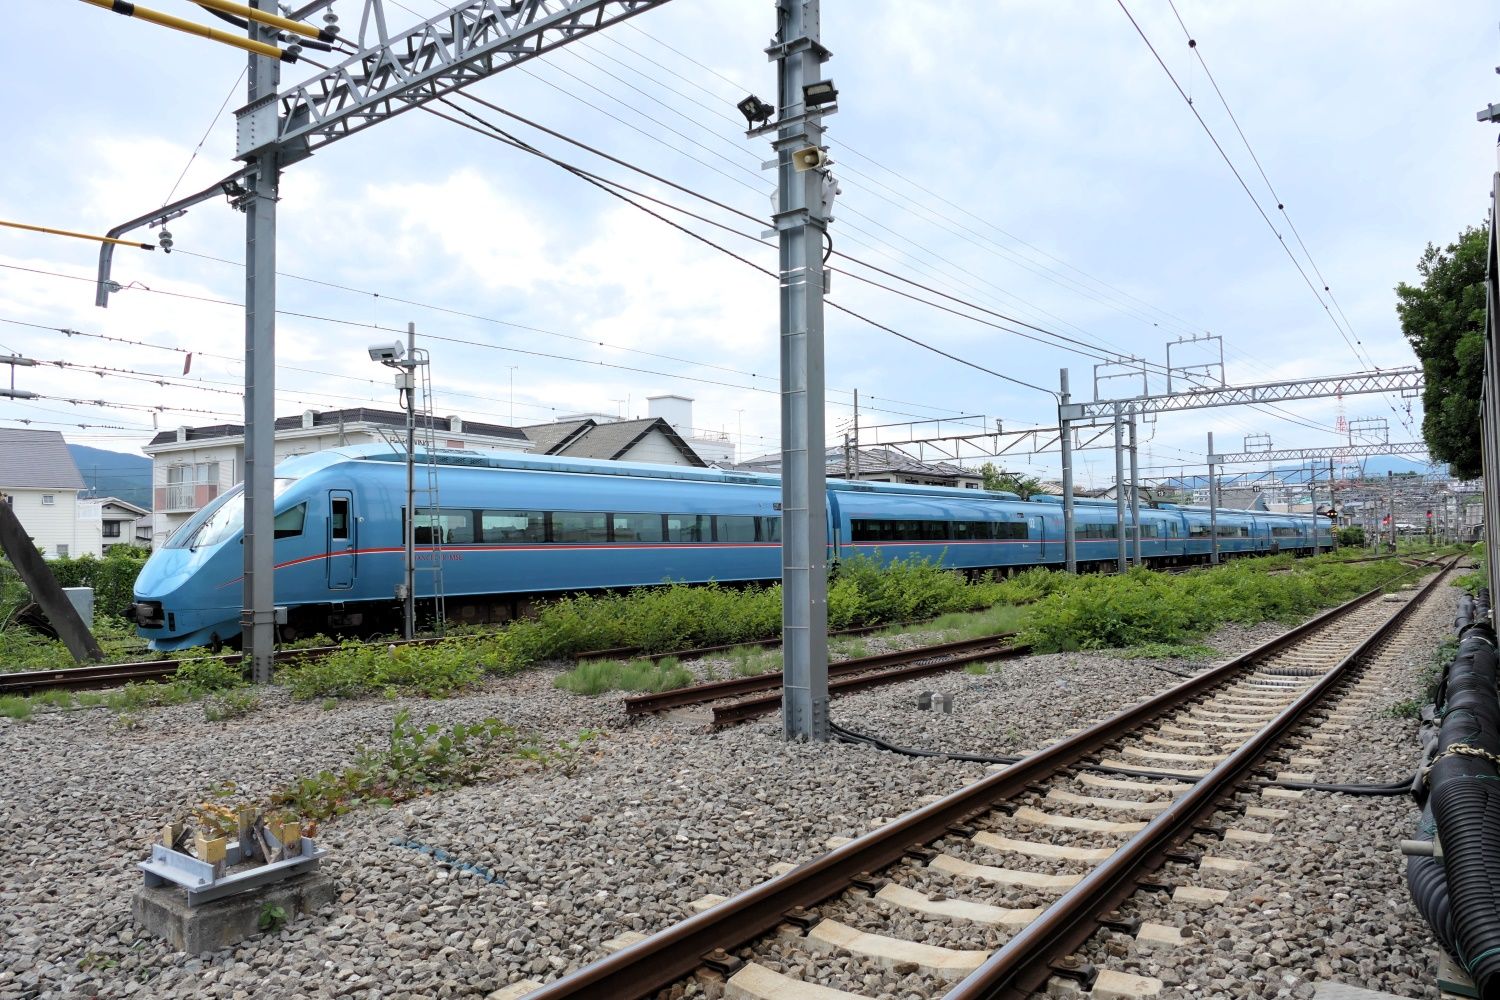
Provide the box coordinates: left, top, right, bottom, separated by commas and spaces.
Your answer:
1114, 0, 1380, 380
830, 722, 1417, 795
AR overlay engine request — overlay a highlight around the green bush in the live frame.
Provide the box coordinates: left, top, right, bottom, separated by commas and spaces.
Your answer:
1017, 555, 1419, 653
278, 631, 521, 701
48, 546, 149, 616
204, 689, 259, 722
175, 657, 245, 693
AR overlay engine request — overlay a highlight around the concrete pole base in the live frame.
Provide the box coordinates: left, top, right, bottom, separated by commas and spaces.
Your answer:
132, 870, 335, 954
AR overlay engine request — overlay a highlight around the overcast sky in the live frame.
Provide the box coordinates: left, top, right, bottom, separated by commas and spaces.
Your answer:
3, 1, 1495, 488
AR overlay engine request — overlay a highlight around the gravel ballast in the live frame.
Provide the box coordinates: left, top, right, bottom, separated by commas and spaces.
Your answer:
0, 578, 1457, 1000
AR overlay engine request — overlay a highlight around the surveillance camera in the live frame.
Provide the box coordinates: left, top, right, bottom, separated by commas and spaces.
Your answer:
368, 341, 405, 362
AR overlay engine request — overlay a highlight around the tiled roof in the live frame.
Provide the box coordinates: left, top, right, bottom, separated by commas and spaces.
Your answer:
548, 418, 707, 466
519, 418, 595, 454
741, 445, 974, 480
0, 429, 86, 490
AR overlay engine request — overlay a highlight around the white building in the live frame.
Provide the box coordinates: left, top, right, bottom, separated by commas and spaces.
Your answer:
78, 498, 151, 554
0, 428, 88, 558
645, 395, 736, 465
142, 407, 533, 547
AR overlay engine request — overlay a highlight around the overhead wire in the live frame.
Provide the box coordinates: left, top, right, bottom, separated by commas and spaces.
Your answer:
1113, 0, 1380, 379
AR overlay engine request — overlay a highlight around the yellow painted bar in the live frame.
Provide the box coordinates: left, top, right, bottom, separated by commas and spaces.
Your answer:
191, 0, 330, 41
76, 0, 295, 61
0, 218, 155, 250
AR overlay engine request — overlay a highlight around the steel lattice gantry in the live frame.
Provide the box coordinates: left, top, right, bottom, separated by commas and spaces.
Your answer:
1059, 367, 1424, 421
1207, 441, 1429, 465
242, 0, 673, 164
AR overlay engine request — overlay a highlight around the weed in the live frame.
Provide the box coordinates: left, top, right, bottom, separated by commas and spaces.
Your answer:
321, 698, 338, 711
1387, 698, 1424, 720
0, 696, 33, 721
964, 662, 988, 675
175, 658, 245, 693
112, 713, 143, 731
1114, 642, 1218, 661
203, 689, 259, 722
269, 709, 519, 822
257, 903, 288, 933
552, 656, 693, 696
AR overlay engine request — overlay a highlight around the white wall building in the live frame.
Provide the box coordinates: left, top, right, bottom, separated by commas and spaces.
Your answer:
77, 498, 151, 555
142, 407, 532, 547
0, 428, 87, 558
645, 395, 735, 465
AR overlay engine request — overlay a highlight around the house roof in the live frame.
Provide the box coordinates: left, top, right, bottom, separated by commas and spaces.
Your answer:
518, 418, 595, 455
84, 496, 151, 517
0, 429, 86, 490
741, 445, 975, 481
147, 407, 527, 447
544, 417, 707, 466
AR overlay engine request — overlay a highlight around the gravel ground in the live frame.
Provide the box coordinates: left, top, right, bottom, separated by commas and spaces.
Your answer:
0, 585, 1453, 1000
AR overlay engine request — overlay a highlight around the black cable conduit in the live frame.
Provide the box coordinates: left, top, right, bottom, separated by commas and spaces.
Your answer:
1405, 606, 1500, 997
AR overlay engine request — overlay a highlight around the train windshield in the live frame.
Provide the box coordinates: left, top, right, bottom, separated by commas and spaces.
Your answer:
164, 479, 298, 549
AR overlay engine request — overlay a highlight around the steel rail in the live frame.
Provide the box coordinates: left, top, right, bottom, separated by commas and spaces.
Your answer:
708, 641, 1027, 726
576, 617, 933, 665
945, 555, 1456, 999
0, 634, 448, 695
623, 632, 1020, 716
520, 561, 1444, 1000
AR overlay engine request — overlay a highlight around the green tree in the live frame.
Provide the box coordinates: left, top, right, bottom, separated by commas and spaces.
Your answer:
1395, 224, 1488, 479
977, 462, 1042, 498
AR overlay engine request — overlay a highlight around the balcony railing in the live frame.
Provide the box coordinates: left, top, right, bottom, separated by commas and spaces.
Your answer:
154, 482, 219, 512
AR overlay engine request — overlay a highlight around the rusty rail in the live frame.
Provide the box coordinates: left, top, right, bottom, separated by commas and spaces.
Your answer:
521, 560, 1449, 1000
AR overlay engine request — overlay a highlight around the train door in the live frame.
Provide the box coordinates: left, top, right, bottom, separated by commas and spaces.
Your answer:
327, 490, 355, 590
1029, 515, 1046, 561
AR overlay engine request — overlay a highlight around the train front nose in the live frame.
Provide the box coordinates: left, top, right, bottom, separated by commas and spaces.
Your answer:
132, 547, 241, 651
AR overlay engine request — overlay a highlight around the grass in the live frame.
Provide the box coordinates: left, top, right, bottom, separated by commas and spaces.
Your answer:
1113, 642, 1218, 661
552, 656, 691, 696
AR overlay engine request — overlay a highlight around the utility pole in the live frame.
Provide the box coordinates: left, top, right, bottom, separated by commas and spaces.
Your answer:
768, 0, 833, 742
240, 4, 280, 685
1388, 470, 1397, 551
1128, 414, 1141, 565
1328, 458, 1337, 549
1307, 463, 1317, 555
402, 323, 418, 640
1208, 431, 1219, 565
1059, 368, 1076, 573
851, 389, 859, 478
1114, 404, 1127, 572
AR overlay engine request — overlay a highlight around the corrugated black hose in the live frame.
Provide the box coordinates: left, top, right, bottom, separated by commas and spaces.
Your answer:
1405, 620, 1500, 997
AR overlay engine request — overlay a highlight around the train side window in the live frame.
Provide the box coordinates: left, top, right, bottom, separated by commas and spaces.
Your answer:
759, 517, 781, 542
553, 512, 609, 544
665, 514, 711, 542
611, 512, 664, 543
412, 507, 475, 545
716, 515, 758, 543
277, 502, 308, 540
480, 510, 546, 543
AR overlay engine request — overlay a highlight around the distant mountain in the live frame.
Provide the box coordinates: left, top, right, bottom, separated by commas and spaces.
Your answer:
69, 444, 151, 510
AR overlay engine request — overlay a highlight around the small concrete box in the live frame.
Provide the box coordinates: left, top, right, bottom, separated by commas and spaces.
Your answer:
132, 871, 335, 954
62, 586, 93, 623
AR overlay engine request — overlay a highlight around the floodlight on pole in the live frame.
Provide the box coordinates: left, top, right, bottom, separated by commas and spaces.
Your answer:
370, 327, 427, 641
802, 79, 839, 107
737, 94, 775, 128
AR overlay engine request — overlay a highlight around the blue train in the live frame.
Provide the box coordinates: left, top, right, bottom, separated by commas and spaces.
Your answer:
129, 444, 1333, 650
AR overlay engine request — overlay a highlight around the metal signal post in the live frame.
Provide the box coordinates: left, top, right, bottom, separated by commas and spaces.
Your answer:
762, 0, 836, 742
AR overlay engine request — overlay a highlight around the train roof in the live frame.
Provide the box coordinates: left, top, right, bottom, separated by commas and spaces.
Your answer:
288, 444, 1024, 502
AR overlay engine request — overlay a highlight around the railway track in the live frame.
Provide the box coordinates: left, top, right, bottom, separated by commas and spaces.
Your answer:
0, 635, 449, 696
517, 557, 1454, 1000
621, 632, 1025, 722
